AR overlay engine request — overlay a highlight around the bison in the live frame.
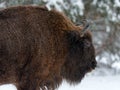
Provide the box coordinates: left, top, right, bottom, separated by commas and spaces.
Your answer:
0, 6, 96, 90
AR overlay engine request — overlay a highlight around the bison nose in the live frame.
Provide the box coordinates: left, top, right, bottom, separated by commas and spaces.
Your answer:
91, 60, 97, 69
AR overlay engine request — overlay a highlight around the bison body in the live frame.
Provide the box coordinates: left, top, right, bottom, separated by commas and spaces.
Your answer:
0, 6, 96, 90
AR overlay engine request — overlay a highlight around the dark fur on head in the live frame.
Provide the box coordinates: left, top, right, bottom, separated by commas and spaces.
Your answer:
62, 30, 96, 84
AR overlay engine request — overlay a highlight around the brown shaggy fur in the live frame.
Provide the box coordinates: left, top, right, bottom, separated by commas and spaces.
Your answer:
0, 6, 96, 90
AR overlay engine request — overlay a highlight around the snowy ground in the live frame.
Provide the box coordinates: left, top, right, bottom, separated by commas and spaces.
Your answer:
0, 75, 120, 90
58, 75, 120, 90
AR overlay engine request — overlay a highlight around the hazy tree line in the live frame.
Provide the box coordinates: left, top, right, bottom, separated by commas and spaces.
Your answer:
0, 0, 120, 75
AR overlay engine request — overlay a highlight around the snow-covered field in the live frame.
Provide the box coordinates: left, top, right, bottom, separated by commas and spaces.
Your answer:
58, 75, 120, 90
0, 75, 120, 90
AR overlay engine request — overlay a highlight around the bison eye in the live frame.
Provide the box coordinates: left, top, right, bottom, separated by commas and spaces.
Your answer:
84, 40, 91, 48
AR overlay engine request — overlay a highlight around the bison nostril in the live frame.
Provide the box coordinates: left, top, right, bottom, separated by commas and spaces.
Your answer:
92, 61, 96, 65
91, 61, 97, 68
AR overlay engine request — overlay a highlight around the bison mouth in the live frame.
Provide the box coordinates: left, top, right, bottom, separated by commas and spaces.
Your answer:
86, 66, 95, 73
86, 60, 97, 73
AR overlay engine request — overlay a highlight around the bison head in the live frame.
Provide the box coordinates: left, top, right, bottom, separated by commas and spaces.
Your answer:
61, 23, 97, 84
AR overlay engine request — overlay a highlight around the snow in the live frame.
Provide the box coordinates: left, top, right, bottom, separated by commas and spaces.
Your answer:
46, 0, 64, 11
58, 75, 120, 90
0, 75, 120, 90
114, 0, 120, 7
112, 61, 120, 70
0, 2, 6, 8
72, 0, 84, 15
92, 0, 98, 5
0, 84, 17, 90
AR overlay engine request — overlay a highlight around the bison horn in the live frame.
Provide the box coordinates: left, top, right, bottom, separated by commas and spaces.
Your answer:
80, 20, 90, 37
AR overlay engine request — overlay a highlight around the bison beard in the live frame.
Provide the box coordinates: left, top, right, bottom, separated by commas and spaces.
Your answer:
0, 6, 97, 90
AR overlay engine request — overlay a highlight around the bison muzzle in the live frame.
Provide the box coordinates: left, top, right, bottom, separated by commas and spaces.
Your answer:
0, 6, 97, 90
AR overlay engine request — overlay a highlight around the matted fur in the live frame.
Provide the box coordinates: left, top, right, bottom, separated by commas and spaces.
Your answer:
0, 6, 96, 90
